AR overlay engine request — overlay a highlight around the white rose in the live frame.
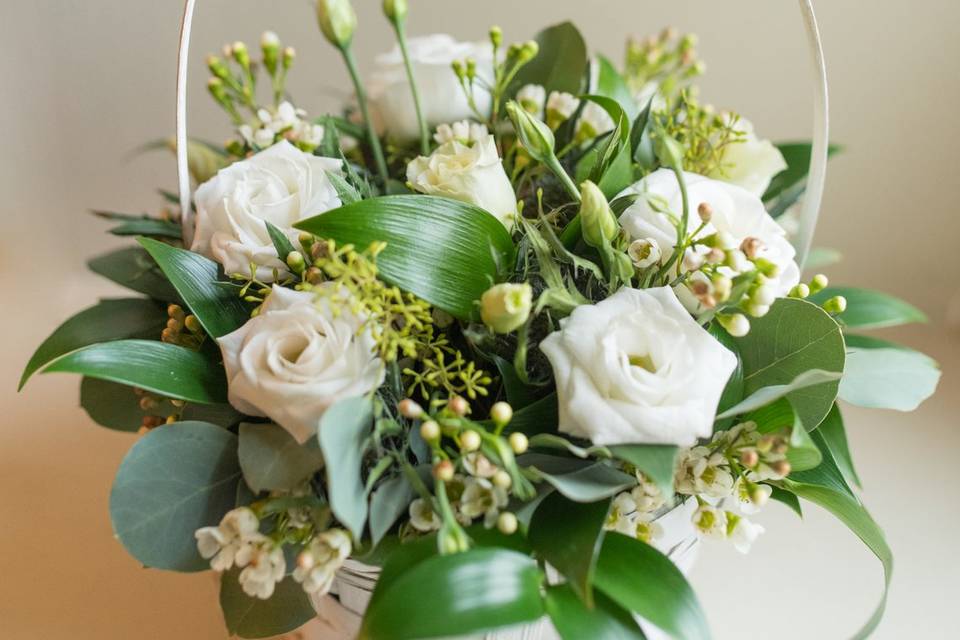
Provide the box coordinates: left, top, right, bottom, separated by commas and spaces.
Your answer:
539, 286, 737, 446
190, 140, 342, 282
406, 134, 517, 227
709, 117, 787, 197
369, 34, 493, 142
218, 286, 384, 443
618, 169, 800, 296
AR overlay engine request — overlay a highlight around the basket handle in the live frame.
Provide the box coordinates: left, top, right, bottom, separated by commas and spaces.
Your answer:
174, 0, 828, 266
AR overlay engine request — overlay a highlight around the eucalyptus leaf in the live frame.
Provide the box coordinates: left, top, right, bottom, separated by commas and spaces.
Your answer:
809, 286, 927, 330
88, 247, 179, 301
594, 532, 710, 640
180, 402, 246, 428
80, 376, 175, 432
607, 445, 679, 499
139, 237, 251, 338
531, 462, 635, 503
21, 297, 166, 388
734, 298, 845, 430
509, 22, 587, 96
716, 369, 842, 419
109, 421, 241, 571
361, 548, 545, 640
295, 195, 514, 320
219, 569, 315, 639
317, 396, 374, 541
238, 423, 324, 493
42, 339, 227, 404
839, 336, 940, 411
545, 584, 647, 640
369, 474, 415, 546
529, 492, 609, 606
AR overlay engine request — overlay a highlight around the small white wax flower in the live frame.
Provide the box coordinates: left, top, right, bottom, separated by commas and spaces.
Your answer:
409, 498, 441, 532
692, 504, 727, 539
195, 507, 261, 572
731, 478, 771, 515
434, 120, 489, 145
728, 514, 765, 553
293, 529, 351, 595
628, 238, 662, 268
459, 477, 508, 527
462, 452, 498, 478
631, 473, 665, 513
239, 543, 287, 599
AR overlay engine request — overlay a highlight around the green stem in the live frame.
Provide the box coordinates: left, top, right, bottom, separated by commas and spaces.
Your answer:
341, 46, 390, 186
545, 155, 581, 203
655, 166, 690, 281
394, 23, 430, 156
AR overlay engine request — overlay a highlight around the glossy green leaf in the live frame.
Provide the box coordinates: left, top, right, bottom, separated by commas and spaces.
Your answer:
109, 421, 240, 571
369, 474, 415, 547
810, 286, 927, 330
769, 485, 803, 517
139, 237, 251, 338
594, 532, 710, 640
744, 398, 821, 471
580, 95, 631, 185
816, 404, 861, 489
509, 22, 587, 96
87, 247, 179, 301
839, 335, 940, 411
361, 548, 545, 639
709, 324, 744, 430
530, 492, 609, 606
220, 569, 314, 639
716, 369, 842, 419
42, 339, 227, 404
734, 298, 845, 430
594, 56, 640, 121
763, 142, 841, 218
789, 429, 857, 501
502, 393, 559, 436
545, 584, 646, 640
263, 220, 297, 262
238, 423, 324, 493
317, 396, 374, 541
109, 218, 183, 239
180, 402, 246, 428
21, 297, 165, 388
295, 195, 514, 320
608, 444, 678, 498
80, 376, 175, 432
531, 462, 635, 503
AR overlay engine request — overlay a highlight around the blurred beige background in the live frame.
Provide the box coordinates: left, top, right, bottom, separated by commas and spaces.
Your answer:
2, 1, 958, 638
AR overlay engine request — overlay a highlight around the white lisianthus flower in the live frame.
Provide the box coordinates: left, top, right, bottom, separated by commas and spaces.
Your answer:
546, 91, 580, 129
195, 507, 261, 572
576, 101, 615, 140
217, 286, 384, 443
409, 498, 441, 532
293, 529, 351, 595
239, 543, 287, 599
709, 117, 787, 197
369, 34, 493, 141
190, 140, 341, 281
433, 120, 489, 145
517, 84, 546, 118
728, 514, 765, 553
406, 134, 517, 228
539, 286, 737, 446
618, 169, 800, 297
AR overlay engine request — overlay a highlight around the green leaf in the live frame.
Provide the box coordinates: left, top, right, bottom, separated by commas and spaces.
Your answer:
839, 335, 940, 411
594, 532, 710, 640
219, 569, 315, 639
545, 584, 646, 640
80, 377, 175, 432
369, 474, 415, 547
263, 220, 297, 262
789, 429, 857, 501
529, 492, 609, 606
361, 548, 545, 639
607, 445, 678, 498
531, 462, 635, 503
716, 369, 842, 419
88, 247, 180, 301
744, 398, 821, 472
502, 393, 559, 436
238, 423, 324, 493
325, 169, 363, 204
492, 354, 540, 409
295, 195, 514, 320
42, 339, 227, 404
180, 402, 246, 428
804, 247, 842, 270
139, 237, 251, 338
763, 142, 842, 217
769, 485, 803, 517
810, 286, 927, 330
709, 324, 744, 430
317, 396, 374, 541
109, 421, 241, 571
20, 297, 166, 389
734, 298, 845, 430
509, 22, 587, 96
109, 218, 183, 239
816, 404, 862, 489
594, 56, 640, 121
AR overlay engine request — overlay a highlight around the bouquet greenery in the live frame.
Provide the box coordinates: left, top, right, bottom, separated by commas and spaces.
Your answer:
21, 1, 940, 638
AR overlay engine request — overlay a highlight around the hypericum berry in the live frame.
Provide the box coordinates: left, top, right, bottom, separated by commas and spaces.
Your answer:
398, 399, 424, 420
433, 460, 455, 482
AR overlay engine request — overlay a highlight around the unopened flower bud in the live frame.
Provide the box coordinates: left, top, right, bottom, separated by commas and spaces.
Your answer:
628, 238, 661, 268
420, 420, 441, 442
823, 295, 847, 314
744, 302, 770, 318
206, 55, 230, 81
184, 315, 202, 334
207, 77, 229, 103
718, 313, 750, 337
697, 202, 713, 223
448, 395, 469, 417
740, 237, 763, 260
749, 484, 770, 507
508, 432, 528, 455
497, 512, 519, 535
789, 283, 811, 299
398, 398, 423, 419
282, 46, 296, 69
753, 257, 780, 278
490, 402, 513, 427
489, 26, 503, 48
705, 248, 725, 265
316, 0, 357, 49
683, 247, 705, 272
770, 459, 792, 477
518, 40, 539, 62
433, 459, 455, 482
286, 250, 306, 274
382, 0, 407, 24
296, 550, 315, 571
460, 430, 482, 453
480, 282, 532, 334
712, 275, 732, 301
231, 41, 250, 68
261, 31, 280, 73
752, 282, 777, 307
740, 449, 759, 468
579, 181, 619, 249
492, 470, 512, 489
506, 100, 556, 164
810, 273, 829, 294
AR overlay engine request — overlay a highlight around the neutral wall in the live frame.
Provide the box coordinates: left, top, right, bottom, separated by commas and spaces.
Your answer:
2, 1, 958, 639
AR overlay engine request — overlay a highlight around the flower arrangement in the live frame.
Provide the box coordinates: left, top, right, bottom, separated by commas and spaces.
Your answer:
20, 1, 941, 638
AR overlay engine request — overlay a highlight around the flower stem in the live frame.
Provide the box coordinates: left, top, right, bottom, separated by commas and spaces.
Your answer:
340, 46, 390, 186
393, 23, 430, 155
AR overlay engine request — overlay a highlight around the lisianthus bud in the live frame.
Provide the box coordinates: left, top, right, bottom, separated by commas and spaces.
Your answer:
653, 130, 685, 169
506, 101, 555, 164
316, 0, 357, 49
718, 313, 750, 337
382, 0, 407, 23
480, 283, 532, 334
579, 181, 619, 248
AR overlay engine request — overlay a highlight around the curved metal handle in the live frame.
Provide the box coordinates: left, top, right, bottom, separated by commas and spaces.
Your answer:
174, 0, 829, 266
